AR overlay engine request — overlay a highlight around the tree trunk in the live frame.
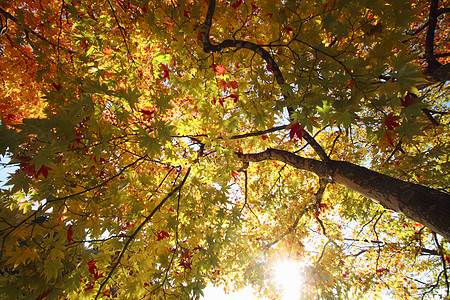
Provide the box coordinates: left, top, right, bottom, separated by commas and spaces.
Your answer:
237, 149, 450, 240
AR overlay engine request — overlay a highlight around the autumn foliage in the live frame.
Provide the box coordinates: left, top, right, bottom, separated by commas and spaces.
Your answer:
0, 0, 449, 299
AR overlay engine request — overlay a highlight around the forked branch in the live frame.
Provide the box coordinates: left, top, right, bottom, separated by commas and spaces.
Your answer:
201, 0, 329, 161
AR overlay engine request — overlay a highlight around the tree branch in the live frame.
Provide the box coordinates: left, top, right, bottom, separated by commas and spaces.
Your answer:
423, 0, 450, 82
237, 148, 450, 239
424, 0, 439, 67
264, 178, 330, 248
0, 7, 72, 53
201, 0, 329, 161
94, 167, 191, 299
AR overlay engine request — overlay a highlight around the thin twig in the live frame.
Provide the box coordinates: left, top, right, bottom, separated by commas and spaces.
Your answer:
94, 167, 191, 299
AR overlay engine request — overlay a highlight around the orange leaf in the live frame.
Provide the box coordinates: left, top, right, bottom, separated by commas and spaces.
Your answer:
214, 64, 227, 75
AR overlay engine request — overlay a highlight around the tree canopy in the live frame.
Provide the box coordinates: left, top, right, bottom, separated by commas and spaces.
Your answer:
0, 0, 449, 299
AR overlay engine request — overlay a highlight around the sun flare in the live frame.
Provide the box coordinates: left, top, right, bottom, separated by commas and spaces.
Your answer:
272, 259, 303, 300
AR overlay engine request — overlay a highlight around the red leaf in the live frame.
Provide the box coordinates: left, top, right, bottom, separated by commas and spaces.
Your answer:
85, 261, 101, 279
159, 64, 170, 79
400, 92, 418, 108
157, 230, 170, 241
345, 79, 355, 88
67, 225, 73, 244
88, 260, 97, 267
288, 123, 305, 140
229, 93, 238, 103
19, 160, 36, 177
384, 113, 400, 130
218, 79, 228, 91
179, 260, 192, 269
214, 64, 227, 75
228, 81, 239, 89
197, 32, 204, 42
84, 284, 94, 291
266, 65, 273, 73
261, 135, 268, 140
184, 10, 191, 17
318, 203, 328, 210
285, 26, 294, 33
382, 131, 395, 146
231, 0, 243, 8
93, 272, 103, 280
36, 165, 52, 179
231, 171, 239, 179
52, 82, 62, 91
86, 9, 97, 21
140, 109, 155, 119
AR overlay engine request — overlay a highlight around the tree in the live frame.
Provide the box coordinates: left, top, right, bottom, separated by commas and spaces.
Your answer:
0, 0, 449, 299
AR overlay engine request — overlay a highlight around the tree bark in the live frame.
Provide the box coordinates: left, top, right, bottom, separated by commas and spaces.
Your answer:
237, 148, 450, 240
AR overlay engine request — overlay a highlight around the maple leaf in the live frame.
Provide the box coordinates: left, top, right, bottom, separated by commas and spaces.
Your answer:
384, 113, 400, 130
231, 171, 239, 179
228, 81, 239, 89
159, 64, 170, 79
86, 8, 97, 21
214, 64, 227, 75
229, 93, 238, 103
261, 135, 268, 140
36, 165, 52, 179
218, 79, 228, 91
179, 260, 192, 269
140, 109, 155, 120
345, 79, 355, 88
52, 82, 62, 92
400, 92, 418, 108
285, 26, 294, 33
88, 260, 98, 275
156, 230, 170, 241
287, 123, 306, 140
93, 272, 103, 281
67, 225, 73, 244
231, 0, 243, 9
19, 160, 36, 177
197, 32, 204, 42
381, 131, 395, 147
